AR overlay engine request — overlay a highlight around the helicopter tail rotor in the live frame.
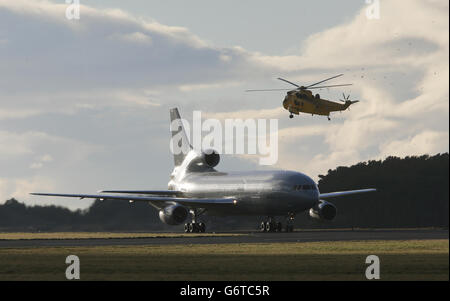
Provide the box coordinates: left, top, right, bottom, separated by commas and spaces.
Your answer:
340, 93, 359, 109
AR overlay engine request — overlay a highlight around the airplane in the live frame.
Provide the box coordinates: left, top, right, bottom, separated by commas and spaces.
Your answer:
31, 108, 376, 233
246, 74, 359, 120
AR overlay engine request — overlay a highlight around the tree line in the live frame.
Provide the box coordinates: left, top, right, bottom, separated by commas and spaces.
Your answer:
0, 153, 448, 231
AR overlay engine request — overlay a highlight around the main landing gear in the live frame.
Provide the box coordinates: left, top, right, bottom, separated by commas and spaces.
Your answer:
289, 113, 294, 119
184, 222, 206, 233
259, 214, 295, 233
184, 208, 206, 233
260, 220, 282, 232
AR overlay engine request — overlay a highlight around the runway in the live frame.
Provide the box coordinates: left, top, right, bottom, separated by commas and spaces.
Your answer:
0, 229, 447, 248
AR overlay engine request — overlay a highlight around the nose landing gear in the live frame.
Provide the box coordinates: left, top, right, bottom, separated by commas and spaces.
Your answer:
285, 213, 295, 232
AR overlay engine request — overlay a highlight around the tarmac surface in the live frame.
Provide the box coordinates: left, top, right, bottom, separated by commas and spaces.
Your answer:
0, 229, 447, 248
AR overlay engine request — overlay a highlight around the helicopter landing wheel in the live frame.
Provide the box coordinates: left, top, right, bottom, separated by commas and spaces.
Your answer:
289, 114, 294, 119
327, 116, 330, 121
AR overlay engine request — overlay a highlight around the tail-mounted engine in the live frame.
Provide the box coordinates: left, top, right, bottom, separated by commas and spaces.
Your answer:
309, 200, 337, 221
158, 203, 189, 225
203, 149, 220, 167
186, 149, 220, 171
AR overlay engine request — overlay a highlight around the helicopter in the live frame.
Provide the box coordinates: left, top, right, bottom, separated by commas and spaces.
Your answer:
246, 74, 359, 120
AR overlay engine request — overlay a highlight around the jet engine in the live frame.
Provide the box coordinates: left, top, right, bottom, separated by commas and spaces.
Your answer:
186, 149, 220, 171
158, 203, 189, 225
309, 200, 337, 221
202, 149, 220, 168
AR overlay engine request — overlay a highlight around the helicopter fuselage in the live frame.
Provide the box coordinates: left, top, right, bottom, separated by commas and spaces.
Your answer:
282, 89, 350, 117
246, 74, 356, 119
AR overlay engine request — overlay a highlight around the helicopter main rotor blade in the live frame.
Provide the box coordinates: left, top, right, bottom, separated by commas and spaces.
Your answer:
306, 74, 344, 89
308, 84, 353, 89
277, 78, 301, 88
245, 88, 293, 92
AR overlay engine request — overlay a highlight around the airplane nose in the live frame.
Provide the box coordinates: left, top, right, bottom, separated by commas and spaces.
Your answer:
312, 190, 320, 202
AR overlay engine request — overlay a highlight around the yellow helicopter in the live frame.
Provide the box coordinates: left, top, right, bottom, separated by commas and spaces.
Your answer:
246, 74, 359, 120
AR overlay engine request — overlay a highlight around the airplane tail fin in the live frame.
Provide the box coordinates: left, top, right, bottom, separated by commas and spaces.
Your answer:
170, 108, 192, 166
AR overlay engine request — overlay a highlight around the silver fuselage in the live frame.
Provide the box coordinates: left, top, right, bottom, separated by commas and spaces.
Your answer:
172, 170, 319, 216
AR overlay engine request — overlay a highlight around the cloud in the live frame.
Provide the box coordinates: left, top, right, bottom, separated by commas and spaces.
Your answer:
0, 0, 262, 119
207, 0, 449, 178
203, 107, 285, 120
251, 0, 448, 71
0, 0, 254, 91
0, 176, 55, 205
29, 154, 53, 169
379, 131, 449, 158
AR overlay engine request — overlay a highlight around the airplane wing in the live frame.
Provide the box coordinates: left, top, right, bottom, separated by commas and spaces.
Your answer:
30, 192, 236, 209
98, 190, 181, 196
319, 188, 376, 199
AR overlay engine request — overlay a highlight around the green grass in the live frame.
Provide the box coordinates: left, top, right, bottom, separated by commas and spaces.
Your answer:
0, 240, 448, 281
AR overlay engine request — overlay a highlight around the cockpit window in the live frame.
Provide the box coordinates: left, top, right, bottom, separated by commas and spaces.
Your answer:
294, 184, 316, 191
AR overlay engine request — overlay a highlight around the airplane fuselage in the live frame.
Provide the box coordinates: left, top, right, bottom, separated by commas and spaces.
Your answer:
171, 170, 319, 216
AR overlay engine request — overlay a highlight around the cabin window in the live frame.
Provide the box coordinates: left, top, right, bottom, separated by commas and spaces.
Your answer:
315, 94, 320, 99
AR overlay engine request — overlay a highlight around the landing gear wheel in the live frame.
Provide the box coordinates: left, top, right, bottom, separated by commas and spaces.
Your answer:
198, 222, 206, 233
194, 223, 201, 233
276, 222, 282, 232
266, 222, 276, 232
289, 114, 294, 119
260, 222, 266, 232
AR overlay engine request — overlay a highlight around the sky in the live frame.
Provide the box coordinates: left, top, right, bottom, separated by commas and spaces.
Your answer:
0, 0, 448, 210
